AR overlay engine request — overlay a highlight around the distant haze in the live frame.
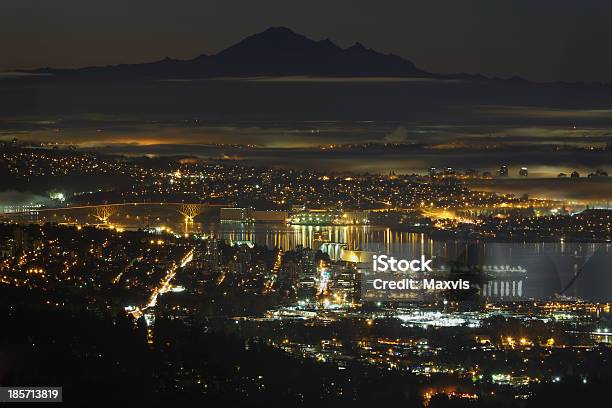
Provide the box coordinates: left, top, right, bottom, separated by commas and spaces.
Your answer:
2, 0, 612, 82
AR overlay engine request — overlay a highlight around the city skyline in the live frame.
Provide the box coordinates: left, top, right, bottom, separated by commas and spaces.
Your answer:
2, 3, 612, 406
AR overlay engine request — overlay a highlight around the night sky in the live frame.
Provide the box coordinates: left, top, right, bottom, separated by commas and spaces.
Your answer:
2, 0, 612, 82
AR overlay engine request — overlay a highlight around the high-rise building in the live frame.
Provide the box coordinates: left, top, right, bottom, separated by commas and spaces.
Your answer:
204, 239, 220, 272
498, 165, 509, 177
13, 227, 33, 252
278, 261, 301, 290
193, 239, 220, 275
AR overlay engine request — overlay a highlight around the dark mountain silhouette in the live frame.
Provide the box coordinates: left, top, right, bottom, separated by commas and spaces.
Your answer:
24, 27, 486, 80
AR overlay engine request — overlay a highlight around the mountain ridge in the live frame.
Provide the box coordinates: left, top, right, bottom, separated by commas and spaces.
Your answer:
21, 27, 502, 81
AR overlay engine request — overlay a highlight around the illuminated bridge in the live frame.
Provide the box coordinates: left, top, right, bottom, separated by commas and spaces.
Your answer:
1, 202, 228, 229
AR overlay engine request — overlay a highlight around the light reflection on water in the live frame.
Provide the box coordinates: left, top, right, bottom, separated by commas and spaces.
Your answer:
8, 207, 612, 300
205, 222, 436, 255
10, 207, 477, 256
7, 207, 597, 257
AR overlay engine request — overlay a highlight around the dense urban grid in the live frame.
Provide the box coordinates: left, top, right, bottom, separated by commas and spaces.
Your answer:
1, 145, 612, 406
